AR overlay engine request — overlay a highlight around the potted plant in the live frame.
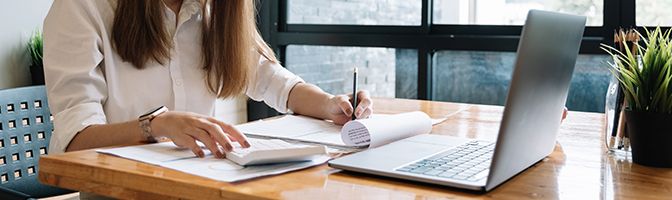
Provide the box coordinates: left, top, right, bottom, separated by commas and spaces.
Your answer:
27, 29, 44, 85
602, 27, 672, 167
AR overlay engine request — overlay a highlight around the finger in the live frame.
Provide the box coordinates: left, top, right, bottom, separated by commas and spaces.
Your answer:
335, 95, 354, 116
194, 118, 235, 152
173, 137, 204, 158
172, 137, 188, 148
206, 117, 250, 149
218, 134, 235, 155
357, 90, 371, 102
355, 97, 373, 117
185, 127, 223, 158
357, 107, 373, 119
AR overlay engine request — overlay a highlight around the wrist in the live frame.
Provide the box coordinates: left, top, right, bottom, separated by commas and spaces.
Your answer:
148, 113, 165, 137
323, 93, 337, 119
138, 106, 169, 142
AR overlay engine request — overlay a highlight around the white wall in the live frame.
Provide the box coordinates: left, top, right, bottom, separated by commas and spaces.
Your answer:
0, 1, 248, 123
0, 0, 53, 89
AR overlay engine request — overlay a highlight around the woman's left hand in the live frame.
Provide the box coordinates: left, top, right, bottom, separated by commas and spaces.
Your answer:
326, 90, 373, 125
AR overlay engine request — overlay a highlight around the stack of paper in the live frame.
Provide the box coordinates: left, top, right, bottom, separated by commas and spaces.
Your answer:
97, 142, 330, 182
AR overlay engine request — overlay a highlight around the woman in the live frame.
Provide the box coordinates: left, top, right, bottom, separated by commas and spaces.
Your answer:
43, 0, 373, 158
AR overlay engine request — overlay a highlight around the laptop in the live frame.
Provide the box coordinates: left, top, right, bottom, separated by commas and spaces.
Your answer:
328, 10, 586, 192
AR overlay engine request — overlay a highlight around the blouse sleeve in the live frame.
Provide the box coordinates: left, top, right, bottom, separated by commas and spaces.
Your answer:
245, 57, 304, 113
43, 0, 108, 154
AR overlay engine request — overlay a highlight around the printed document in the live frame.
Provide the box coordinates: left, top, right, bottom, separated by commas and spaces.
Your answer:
97, 142, 330, 182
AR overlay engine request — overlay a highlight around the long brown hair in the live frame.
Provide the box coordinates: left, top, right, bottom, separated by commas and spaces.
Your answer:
112, 0, 277, 98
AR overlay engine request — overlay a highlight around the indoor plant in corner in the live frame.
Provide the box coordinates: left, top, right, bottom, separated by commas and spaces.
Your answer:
27, 29, 44, 85
602, 27, 672, 167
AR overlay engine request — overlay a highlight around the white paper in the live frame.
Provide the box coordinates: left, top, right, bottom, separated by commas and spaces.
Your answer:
236, 115, 349, 147
341, 111, 432, 148
96, 142, 330, 182
237, 112, 437, 149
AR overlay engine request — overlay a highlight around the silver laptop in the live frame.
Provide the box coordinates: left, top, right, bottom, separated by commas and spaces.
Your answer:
328, 10, 586, 192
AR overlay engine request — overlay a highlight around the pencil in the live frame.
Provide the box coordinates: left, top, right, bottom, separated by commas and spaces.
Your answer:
352, 67, 358, 120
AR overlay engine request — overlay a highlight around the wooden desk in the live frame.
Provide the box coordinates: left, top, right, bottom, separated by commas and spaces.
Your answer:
39, 98, 672, 199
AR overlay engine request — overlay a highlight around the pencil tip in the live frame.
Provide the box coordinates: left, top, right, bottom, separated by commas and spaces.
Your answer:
354, 67, 358, 73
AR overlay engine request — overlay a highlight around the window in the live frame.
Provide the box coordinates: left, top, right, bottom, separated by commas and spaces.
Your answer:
252, 0, 667, 120
287, 0, 422, 25
433, 0, 603, 26
284, 45, 417, 99
433, 51, 610, 112
636, 0, 672, 26
433, 51, 515, 106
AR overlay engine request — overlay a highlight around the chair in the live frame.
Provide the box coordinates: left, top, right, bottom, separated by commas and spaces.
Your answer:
0, 86, 73, 199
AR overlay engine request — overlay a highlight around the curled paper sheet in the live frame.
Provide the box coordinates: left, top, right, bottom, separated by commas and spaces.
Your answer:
341, 111, 433, 148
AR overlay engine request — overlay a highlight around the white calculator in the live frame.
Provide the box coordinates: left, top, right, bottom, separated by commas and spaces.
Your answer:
225, 138, 327, 166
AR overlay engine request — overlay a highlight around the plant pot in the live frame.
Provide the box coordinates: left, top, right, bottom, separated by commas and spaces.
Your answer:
625, 110, 672, 168
30, 64, 44, 85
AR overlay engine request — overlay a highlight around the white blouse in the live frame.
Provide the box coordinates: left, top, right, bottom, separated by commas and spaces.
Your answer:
43, 0, 303, 154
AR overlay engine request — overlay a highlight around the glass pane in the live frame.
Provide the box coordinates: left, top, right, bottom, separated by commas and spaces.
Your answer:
433, 0, 603, 26
285, 45, 417, 99
636, 0, 672, 26
287, 0, 422, 25
432, 51, 610, 112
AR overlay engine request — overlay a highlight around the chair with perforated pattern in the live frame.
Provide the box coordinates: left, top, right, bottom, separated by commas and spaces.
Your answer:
0, 86, 73, 199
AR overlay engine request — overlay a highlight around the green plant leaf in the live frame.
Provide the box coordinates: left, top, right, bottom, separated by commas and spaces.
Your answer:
27, 29, 43, 67
601, 26, 672, 113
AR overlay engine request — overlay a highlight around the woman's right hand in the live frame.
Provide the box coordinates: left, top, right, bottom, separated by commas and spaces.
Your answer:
149, 111, 250, 158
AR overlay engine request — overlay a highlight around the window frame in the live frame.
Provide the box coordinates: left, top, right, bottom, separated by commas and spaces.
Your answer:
249, 0, 657, 121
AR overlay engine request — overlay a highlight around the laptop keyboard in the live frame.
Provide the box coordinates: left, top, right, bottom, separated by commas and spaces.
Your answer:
395, 140, 494, 182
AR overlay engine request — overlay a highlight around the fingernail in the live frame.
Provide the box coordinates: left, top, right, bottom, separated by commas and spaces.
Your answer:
197, 151, 205, 158
225, 144, 234, 152
215, 150, 224, 158
243, 141, 251, 148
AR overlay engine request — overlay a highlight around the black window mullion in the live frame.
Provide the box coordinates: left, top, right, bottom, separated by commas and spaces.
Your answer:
603, 0, 622, 44
418, 49, 433, 100
620, 0, 635, 28
418, 0, 433, 100
277, 0, 288, 32
432, 25, 521, 35
421, 0, 432, 33
286, 25, 423, 34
